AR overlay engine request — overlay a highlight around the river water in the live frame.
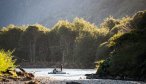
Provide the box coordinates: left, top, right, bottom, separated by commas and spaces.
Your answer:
23, 68, 96, 80
19, 68, 145, 84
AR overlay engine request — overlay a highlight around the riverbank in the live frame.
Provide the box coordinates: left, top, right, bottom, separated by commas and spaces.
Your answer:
30, 68, 146, 84
0, 76, 145, 84
35, 77, 146, 84
1, 68, 145, 84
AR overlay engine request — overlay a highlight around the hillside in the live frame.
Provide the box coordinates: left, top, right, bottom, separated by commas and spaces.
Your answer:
96, 10, 146, 81
0, 0, 146, 27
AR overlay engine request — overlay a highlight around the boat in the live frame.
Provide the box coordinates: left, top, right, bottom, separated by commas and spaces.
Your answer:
48, 70, 66, 74
48, 68, 66, 74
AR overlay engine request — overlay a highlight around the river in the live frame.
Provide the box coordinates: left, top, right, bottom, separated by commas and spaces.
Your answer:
20, 68, 145, 84
24, 68, 96, 80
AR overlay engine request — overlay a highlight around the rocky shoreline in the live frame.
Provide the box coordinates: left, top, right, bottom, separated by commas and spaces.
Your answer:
33, 77, 146, 84
1, 76, 146, 84
1, 68, 146, 84
85, 74, 146, 83
0, 67, 40, 84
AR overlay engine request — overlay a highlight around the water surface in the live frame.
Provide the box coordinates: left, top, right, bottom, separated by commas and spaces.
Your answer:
24, 68, 96, 80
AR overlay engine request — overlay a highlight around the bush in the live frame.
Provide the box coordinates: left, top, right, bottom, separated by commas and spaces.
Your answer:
0, 50, 16, 74
96, 58, 111, 76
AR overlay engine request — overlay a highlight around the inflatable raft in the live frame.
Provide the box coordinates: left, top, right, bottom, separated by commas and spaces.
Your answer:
48, 71, 66, 74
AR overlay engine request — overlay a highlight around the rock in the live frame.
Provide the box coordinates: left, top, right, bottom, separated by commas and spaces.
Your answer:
28, 73, 34, 78
0, 67, 36, 83
1, 78, 10, 82
25, 80, 39, 84
16, 67, 34, 81
16, 71, 25, 77
8, 76, 20, 81
85, 74, 99, 79
25, 73, 34, 80
18, 66, 26, 73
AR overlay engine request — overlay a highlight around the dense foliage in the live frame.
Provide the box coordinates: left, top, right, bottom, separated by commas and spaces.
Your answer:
0, 50, 16, 75
0, 18, 108, 68
96, 10, 146, 80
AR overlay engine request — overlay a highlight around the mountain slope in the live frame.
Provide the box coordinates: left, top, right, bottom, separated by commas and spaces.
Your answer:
0, 0, 146, 27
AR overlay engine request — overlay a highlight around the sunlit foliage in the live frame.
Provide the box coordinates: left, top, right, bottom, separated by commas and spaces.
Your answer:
97, 10, 146, 80
0, 17, 109, 68
100, 16, 120, 30
0, 50, 16, 74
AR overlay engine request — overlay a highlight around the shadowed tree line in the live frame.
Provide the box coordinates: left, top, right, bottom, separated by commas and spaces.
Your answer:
0, 18, 108, 68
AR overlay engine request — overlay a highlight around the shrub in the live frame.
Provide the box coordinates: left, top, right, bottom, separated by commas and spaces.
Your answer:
96, 58, 111, 76
0, 50, 16, 74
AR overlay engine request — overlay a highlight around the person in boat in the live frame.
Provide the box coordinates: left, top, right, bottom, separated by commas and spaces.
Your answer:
60, 64, 63, 71
53, 67, 58, 74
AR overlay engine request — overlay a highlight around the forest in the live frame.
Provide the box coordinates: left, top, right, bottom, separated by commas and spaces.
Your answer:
0, 18, 106, 68
0, 11, 146, 81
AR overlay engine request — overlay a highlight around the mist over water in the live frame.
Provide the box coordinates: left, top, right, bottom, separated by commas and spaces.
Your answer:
0, 0, 146, 27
